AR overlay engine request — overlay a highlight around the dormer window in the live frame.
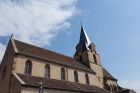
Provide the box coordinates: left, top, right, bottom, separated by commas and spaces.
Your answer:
24, 60, 32, 75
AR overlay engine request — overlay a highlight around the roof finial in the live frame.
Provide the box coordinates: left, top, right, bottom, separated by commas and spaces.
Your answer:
10, 34, 14, 39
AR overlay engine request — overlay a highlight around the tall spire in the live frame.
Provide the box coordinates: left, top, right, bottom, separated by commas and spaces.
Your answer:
79, 25, 91, 51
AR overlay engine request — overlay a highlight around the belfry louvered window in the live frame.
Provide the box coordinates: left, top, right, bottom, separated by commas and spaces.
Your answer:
24, 60, 32, 75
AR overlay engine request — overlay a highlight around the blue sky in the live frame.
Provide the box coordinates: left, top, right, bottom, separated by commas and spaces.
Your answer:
0, 0, 140, 92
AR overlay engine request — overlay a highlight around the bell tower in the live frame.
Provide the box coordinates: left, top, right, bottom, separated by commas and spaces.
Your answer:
74, 26, 104, 87
74, 26, 101, 66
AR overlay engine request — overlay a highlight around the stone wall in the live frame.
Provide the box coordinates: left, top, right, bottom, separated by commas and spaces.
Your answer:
13, 55, 100, 86
21, 87, 80, 93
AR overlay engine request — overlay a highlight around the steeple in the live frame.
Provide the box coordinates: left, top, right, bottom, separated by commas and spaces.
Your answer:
74, 25, 103, 87
74, 25, 100, 67
79, 26, 91, 51
75, 25, 96, 53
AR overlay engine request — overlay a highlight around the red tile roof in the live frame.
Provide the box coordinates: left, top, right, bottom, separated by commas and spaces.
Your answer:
17, 73, 111, 93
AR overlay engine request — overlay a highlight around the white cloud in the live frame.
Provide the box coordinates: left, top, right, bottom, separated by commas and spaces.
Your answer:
119, 80, 140, 93
0, 0, 77, 45
0, 0, 77, 63
0, 43, 6, 62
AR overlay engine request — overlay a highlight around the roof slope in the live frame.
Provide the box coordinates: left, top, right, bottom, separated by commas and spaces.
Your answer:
14, 39, 95, 73
103, 68, 117, 81
17, 73, 111, 93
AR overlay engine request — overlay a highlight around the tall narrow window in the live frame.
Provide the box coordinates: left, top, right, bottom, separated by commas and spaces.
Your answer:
79, 55, 83, 63
110, 85, 113, 92
107, 85, 111, 91
24, 60, 32, 75
74, 71, 78, 82
113, 85, 117, 92
85, 73, 89, 84
93, 54, 97, 64
2, 66, 7, 79
61, 68, 65, 80
44, 64, 50, 78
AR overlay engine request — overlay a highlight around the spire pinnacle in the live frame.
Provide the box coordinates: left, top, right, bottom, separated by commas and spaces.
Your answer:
79, 25, 91, 51
10, 34, 14, 40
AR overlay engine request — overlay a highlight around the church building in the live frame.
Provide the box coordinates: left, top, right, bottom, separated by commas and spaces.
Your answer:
0, 26, 136, 93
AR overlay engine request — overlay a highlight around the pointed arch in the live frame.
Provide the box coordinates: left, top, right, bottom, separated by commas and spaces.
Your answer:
61, 68, 65, 80
85, 73, 90, 84
74, 71, 78, 82
44, 64, 50, 78
24, 60, 32, 75
79, 55, 83, 63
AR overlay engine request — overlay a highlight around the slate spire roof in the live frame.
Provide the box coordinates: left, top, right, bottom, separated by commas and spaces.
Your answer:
79, 26, 91, 51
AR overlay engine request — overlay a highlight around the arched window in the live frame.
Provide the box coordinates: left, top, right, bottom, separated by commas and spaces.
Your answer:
24, 60, 32, 75
44, 64, 50, 78
113, 85, 118, 92
110, 85, 113, 92
74, 71, 78, 82
2, 66, 7, 79
104, 81, 111, 91
79, 55, 83, 63
93, 54, 97, 64
85, 73, 89, 84
61, 68, 65, 80
107, 85, 111, 91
